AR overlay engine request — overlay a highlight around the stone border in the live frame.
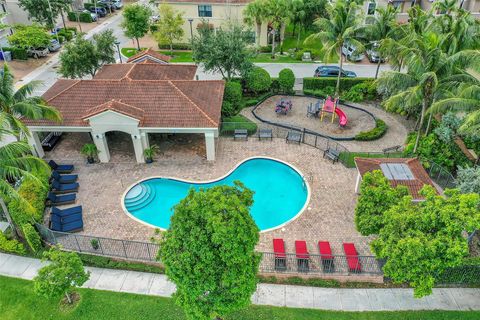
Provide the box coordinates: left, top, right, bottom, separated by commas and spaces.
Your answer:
251, 93, 378, 141
120, 156, 311, 233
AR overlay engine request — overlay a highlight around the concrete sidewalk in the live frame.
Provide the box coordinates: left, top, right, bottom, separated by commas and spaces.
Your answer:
1, 252, 480, 312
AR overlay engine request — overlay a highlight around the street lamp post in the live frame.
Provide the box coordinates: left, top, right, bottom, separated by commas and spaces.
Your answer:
188, 18, 194, 43
115, 41, 122, 63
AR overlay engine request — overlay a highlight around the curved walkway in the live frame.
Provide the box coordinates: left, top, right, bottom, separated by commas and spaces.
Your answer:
1, 252, 479, 311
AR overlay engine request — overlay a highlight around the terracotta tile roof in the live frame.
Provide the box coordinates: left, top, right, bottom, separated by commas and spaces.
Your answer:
126, 49, 171, 64
82, 99, 145, 124
354, 158, 437, 200
25, 79, 224, 128
94, 63, 197, 81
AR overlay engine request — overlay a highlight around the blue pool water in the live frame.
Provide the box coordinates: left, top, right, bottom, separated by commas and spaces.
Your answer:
123, 158, 308, 231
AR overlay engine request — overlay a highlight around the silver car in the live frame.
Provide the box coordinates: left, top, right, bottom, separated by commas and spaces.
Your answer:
112, 0, 123, 9
27, 47, 49, 58
341, 42, 365, 62
48, 39, 61, 52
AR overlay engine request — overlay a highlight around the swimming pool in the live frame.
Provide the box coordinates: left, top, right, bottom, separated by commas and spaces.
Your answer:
122, 157, 309, 232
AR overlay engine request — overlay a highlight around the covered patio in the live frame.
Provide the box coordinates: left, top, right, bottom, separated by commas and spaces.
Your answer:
25, 63, 224, 162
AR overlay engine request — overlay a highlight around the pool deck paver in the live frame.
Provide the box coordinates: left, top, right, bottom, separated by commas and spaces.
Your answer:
2, 252, 480, 311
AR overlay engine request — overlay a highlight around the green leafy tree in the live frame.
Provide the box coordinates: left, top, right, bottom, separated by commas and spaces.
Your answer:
306, 0, 363, 95
243, 0, 267, 50
456, 166, 480, 194
22, 223, 42, 252
59, 30, 117, 78
265, 0, 291, 57
354, 170, 408, 236
192, 23, 253, 80
302, 0, 328, 26
34, 247, 90, 304
158, 182, 260, 320
0, 64, 60, 136
121, 4, 152, 50
371, 186, 480, 298
18, 0, 72, 29
7, 24, 51, 49
222, 81, 243, 117
246, 66, 271, 94
154, 3, 184, 55
278, 68, 295, 93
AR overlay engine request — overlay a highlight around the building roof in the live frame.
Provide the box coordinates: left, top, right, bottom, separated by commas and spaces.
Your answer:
354, 157, 437, 200
94, 63, 198, 81
165, 0, 251, 3
126, 49, 172, 64
26, 78, 224, 128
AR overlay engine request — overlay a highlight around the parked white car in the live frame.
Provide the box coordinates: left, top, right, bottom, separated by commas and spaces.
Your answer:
27, 47, 49, 58
112, 0, 123, 9
341, 42, 365, 62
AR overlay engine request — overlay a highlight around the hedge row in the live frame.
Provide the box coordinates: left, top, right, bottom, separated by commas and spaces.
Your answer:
0, 232, 26, 255
303, 77, 373, 92
158, 43, 192, 50
355, 119, 388, 141
67, 11, 93, 23
1, 47, 28, 60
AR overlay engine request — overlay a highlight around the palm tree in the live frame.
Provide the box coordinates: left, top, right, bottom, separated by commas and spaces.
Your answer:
377, 32, 480, 152
265, 0, 291, 57
306, 0, 363, 95
244, 0, 267, 51
0, 64, 61, 138
0, 124, 50, 237
435, 9, 480, 55
360, 5, 398, 79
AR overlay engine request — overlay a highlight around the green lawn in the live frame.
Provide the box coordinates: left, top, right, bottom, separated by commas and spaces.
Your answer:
339, 151, 404, 168
221, 114, 258, 135
1, 276, 479, 320
250, 53, 309, 63
120, 47, 193, 63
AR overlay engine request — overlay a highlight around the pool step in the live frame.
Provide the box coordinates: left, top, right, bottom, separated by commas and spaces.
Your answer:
125, 184, 156, 212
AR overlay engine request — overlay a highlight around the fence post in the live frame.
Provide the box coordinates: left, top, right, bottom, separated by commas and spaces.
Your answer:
146, 243, 151, 260
314, 135, 318, 148
302, 128, 305, 143
99, 239, 104, 255
122, 240, 128, 258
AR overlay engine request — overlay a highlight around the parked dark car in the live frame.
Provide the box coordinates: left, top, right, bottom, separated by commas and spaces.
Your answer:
314, 66, 357, 78
89, 7, 107, 17
99, 1, 116, 12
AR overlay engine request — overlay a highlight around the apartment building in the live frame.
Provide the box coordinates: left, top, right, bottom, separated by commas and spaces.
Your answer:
161, 0, 269, 46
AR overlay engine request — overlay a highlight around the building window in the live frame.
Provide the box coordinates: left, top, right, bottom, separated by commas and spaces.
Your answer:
367, 2, 376, 15
198, 5, 212, 18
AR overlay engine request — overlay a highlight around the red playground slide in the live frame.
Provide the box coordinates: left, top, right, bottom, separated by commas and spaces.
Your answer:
335, 107, 348, 127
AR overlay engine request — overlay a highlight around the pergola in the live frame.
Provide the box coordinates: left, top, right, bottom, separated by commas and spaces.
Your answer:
25, 62, 224, 162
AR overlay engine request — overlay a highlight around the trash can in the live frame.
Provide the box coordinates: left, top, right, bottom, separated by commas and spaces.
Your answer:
2, 51, 12, 61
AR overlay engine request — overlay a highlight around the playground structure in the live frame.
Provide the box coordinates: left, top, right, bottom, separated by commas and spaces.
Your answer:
307, 97, 348, 127
275, 98, 293, 115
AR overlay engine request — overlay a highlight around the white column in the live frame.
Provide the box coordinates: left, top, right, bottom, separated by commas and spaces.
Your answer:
355, 172, 362, 194
131, 133, 145, 163
213, 129, 219, 138
27, 132, 45, 158
92, 132, 110, 163
205, 131, 215, 161
140, 132, 150, 150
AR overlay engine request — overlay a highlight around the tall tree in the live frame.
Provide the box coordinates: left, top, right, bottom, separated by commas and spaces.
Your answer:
0, 64, 60, 137
18, 0, 71, 29
243, 0, 267, 50
265, 0, 291, 57
158, 182, 260, 320
371, 186, 480, 298
360, 5, 398, 79
306, 0, 363, 95
7, 24, 51, 49
121, 4, 152, 50
59, 30, 117, 78
192, 23, 253, 80
154, 2, 184, 55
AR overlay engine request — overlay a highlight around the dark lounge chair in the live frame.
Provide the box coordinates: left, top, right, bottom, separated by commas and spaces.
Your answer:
51, 205, 82, 217
50, 218, 83, 233
51, 212, 82, 224
343, 243, 362, 273
46, 192, 76, 206
273, 238, 287, 271
51, 180, 79, 194
295, 240, 309, 272
318, 241, 335, 272
51, 171, 78, 184
48, 160, 74, 174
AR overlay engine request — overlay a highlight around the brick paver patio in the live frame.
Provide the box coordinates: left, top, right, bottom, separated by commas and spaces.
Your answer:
46, 132, 377, 255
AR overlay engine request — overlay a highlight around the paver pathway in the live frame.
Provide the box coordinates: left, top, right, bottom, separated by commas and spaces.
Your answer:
1, 252, 480, 311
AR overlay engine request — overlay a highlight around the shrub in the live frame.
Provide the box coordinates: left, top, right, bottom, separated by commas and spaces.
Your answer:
303, 77, 373, 93
245, 67, 271, 94
244, 99, 259, 107
0, 232, 27, 255
58, 29, 74, 41
270, 78, 280, 93
222, 81, 243, 117
2, 47, 28, 60
22, 224, 42, 253
258, 45, 272, 53
278, 68, 295, 94
342, 87, 364, 102
456, 166, 480, 194
304, 86, 335, 98
157, 43, 191, 50
67, 11, 93, 23
342, 81, 378, 102
355, 119, 388, 141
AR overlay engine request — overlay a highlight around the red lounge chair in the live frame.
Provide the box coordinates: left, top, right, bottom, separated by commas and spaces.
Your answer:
318, 241, 335, 272
273, 238, 287, 271
343, 243, 362, 273
295, 240, 309, 272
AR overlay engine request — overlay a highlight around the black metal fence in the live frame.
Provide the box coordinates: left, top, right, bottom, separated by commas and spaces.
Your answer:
259, 252, 383, 276
36, 223, 159, 262
437, 265, 480, 285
